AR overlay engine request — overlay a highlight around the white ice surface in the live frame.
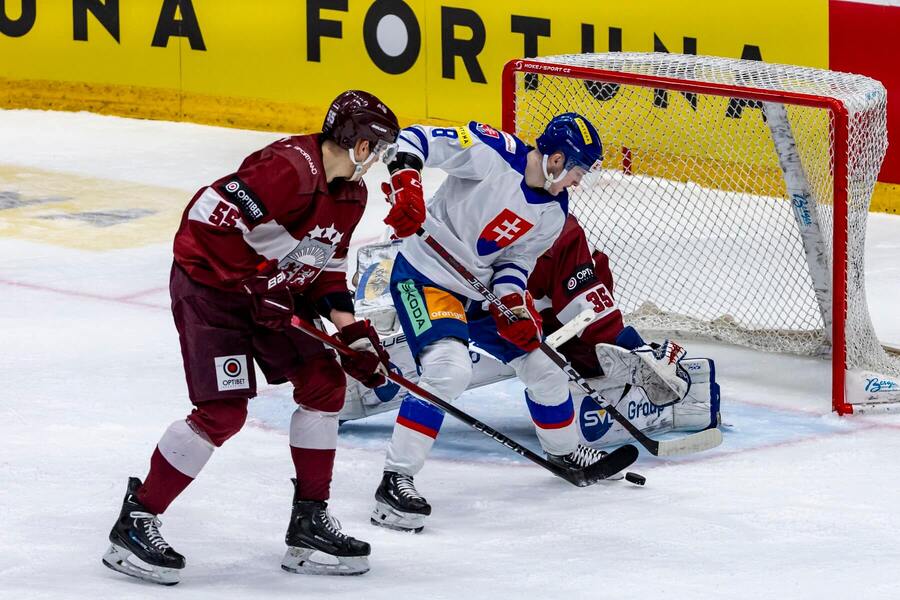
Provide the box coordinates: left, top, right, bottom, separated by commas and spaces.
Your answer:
2, 110, 900, 600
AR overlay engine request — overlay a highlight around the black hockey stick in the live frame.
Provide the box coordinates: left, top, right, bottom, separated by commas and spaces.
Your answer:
414, 227, 723, 457
290, 316, 637, 487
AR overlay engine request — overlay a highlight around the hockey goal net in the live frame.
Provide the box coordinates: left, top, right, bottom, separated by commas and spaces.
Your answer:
502, 52, 897, 414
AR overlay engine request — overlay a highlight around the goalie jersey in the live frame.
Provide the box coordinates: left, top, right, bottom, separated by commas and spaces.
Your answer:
396, 122, 567, 300
529, 214, 626, 377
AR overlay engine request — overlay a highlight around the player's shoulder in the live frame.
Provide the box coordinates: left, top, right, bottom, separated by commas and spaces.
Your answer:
260, 133, 328, 195
466, 121, 527, 160
543, 215, 587, 259
559, 214, 587, 243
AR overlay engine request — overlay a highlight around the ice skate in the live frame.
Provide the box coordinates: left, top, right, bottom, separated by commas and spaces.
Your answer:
547, 445, 625, 480
101, 477, 185, 586
282, 479, 370, 576
371, 471, 432, 533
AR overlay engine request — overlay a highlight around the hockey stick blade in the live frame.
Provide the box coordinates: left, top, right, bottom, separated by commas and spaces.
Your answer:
652, 427, 723, 457
573, 444, 639, 487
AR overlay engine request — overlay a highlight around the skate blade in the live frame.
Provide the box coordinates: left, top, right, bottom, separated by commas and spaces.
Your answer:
370, 501, 426, 533
102, 543, 180, 586
281, 547, 369, 576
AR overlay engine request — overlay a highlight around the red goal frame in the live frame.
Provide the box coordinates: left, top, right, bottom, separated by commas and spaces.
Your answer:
501, 58, 853, 414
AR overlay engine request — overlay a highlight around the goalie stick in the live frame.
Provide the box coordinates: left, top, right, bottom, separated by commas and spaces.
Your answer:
545, 308, 601, 349
415, 227, 723, 458
290, 316, 638, 487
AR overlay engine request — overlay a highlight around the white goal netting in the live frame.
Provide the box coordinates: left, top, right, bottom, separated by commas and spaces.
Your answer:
505, 52, 895, 411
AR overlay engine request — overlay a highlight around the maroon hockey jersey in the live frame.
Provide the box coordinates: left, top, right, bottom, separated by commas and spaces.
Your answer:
173, 134, 366, 304
529, 214, 625, 376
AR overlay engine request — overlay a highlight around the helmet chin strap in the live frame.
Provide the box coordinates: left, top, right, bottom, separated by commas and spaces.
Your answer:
348, 147, 378, 182
541, 154, 568, 191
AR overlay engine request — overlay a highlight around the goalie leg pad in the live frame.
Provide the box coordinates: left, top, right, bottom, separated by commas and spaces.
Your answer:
673, 358, 720, 431
572, 357, 719, 449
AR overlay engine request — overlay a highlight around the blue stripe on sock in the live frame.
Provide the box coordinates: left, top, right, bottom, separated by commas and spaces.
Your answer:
397, 395, 445, 435
525, 391, 574, 428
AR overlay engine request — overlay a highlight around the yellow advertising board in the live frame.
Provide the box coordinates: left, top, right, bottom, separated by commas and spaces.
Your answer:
424, 0, 828, 123
0, 0, 827, 130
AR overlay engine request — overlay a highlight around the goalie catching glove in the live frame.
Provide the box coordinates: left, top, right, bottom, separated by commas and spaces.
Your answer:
382, 168, 425, 238
490, 292, 543, 352
593, 326, 691, 407
335, 320, 391, 389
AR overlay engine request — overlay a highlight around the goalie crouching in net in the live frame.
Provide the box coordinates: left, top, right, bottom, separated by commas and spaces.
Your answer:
342, 213, 720, 454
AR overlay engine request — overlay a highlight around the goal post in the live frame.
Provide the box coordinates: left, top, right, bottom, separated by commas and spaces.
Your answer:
502, 52, 897, 414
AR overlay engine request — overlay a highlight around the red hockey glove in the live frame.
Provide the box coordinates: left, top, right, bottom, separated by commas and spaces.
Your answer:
242, 263, 294, 330
490, 292, 543, 352
335, 320, 390, 388
383, 168, 425, 238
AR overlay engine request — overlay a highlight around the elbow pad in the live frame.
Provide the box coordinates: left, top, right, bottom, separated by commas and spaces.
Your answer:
387, 151, 424, 174
315, 291, 355, 317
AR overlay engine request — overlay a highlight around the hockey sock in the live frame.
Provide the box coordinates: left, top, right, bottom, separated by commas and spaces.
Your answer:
525, 390, 577, 456
384, 395, 444, 475
289, 447, 335, 501
137, 447, 195, 515
137, 418, 216, 514
289, 405, 338, 501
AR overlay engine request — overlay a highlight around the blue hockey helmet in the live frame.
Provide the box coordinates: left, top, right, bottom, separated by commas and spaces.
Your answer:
536, 112, 603, 172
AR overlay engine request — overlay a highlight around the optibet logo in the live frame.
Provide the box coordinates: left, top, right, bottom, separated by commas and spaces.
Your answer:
214, 355, 249, 392
564, 263, 596, 294
218, 177, 267, 224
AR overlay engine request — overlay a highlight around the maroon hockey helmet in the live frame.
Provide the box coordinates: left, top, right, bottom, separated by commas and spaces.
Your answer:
322, 90, 400, 152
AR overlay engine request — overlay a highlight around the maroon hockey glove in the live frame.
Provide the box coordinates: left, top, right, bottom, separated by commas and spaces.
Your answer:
241, 263, 295, 330
383, 168, 425, 238
335, 320, 390, 388
490, 292, 543, 352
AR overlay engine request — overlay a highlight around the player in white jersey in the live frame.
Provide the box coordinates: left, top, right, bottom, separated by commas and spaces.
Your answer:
371, 115, 606, 532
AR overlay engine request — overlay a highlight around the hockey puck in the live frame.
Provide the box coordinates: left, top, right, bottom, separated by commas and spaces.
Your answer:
625, 472, 646, 486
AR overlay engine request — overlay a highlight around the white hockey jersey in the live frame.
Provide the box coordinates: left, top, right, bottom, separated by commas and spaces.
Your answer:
396, 122, 568, 301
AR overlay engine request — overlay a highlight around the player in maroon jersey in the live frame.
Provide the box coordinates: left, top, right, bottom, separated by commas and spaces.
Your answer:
102, 91, 399, 585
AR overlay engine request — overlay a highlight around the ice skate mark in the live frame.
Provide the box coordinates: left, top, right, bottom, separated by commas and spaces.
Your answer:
0, 279, 167, 310
116, 286, 169, 301
0, 190, 68, 210
37, 208, 156, 227
643, 420, 888, 468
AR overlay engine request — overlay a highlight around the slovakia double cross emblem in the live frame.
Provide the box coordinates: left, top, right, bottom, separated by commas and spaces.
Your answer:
476, 208, 533, 256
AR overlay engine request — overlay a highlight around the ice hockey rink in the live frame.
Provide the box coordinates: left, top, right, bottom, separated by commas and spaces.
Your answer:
3, 109, 900, 599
